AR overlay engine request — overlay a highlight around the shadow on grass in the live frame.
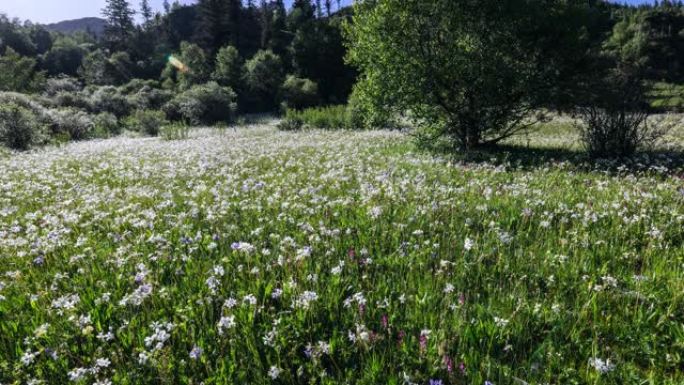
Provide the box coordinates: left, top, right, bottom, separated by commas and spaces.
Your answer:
427, 142, 684, 175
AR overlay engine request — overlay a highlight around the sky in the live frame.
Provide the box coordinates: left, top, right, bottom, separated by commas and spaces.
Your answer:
0, 0, 353, 24
0, 0, 654, 25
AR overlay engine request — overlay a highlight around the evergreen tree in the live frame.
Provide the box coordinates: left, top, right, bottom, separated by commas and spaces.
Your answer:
269, 0, 289, 58
212, 45, 243, 90
140, 0, 153, 25
177, 42, 210, 90
102, 0, 136, 51
195, 0, 230, 52
163, 0, 171, 14
238, 0, 261, 57
259, 0, 270, 49
316, 0, 323, 18
289, 0, 315, 32
227, 0, 242, 47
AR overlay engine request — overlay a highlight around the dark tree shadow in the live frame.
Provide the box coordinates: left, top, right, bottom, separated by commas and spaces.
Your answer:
429, 143, 684, 175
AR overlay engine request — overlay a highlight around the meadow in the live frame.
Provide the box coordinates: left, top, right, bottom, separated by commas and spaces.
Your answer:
1, 122, 684, 385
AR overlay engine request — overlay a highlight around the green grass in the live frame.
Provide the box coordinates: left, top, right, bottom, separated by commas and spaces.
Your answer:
0, 126, 683, 384
160, 122, 191, 141
280, 105, 354, 130
647, 82, 684, 112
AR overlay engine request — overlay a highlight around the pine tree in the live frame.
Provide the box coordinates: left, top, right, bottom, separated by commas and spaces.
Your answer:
227, 0, 242, 47
316, 0, 323, 18
260, 0, 270, 49
102, 0, 136, 51
269, 0, 288, 57
163, 0, 171, 14
289, 0, 315, 30
140, 0, 153, 25
195, 0, 230, 51
325, 0, 332, 16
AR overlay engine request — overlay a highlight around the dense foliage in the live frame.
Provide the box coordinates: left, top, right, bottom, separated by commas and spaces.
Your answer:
0, 1, 682, 154
0, 0, 356, 140
344, 0, 684, 154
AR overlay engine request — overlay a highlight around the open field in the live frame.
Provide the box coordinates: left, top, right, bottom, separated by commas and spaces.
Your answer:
1, 123, 684, 385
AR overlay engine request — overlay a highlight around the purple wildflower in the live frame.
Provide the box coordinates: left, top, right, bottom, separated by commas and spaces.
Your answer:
189, 346, 203, 360
381, 314, 389, 329
443, 356, 454, 373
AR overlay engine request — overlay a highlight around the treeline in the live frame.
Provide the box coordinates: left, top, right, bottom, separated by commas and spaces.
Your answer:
0, 0, 354, 111
607, 1, 684, 83
1, 0, 684, 156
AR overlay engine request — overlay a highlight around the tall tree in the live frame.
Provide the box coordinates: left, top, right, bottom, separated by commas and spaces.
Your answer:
227, 0, 242, 47
140, 0, 153, 25
238, 0, 261, 57
289, 0, 315, 31
177, 42, 210, 90
316, 0, 323, 18
345, 0, 595, 148
259, 0, 270, 48
195, 0, 230, 51
102, 0, 136, 51
269, 0, 289, 58
212, 45, 243, 90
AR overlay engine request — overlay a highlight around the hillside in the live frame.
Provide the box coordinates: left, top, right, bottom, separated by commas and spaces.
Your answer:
45, 17, 106, 36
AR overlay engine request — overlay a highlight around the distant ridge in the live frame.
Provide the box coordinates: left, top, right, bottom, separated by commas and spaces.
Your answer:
45, 17, 106, 36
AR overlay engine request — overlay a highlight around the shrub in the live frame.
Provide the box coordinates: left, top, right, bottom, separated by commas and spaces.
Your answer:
161, 122, 190, 140
0, 102, 43, 150
128, 86, 173, 110
44, 76, 82, 97
276, 116, 304, 131
93, 112, 120, 138
51, 91, 90, 110
576, 72, 665, 158
79, 49, 112, 86
0, 92, 52, 122
119, 79, 160, 95
0, 47, 45, 93
280, 75, 319, 111
163, 82, 237, 125
88, 86, 133, 118
127, 110, 167, 137
279, 106, 353, 130
48, 108, 94, 141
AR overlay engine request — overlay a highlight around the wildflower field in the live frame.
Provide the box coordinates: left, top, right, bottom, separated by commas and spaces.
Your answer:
1, 124, 684, 385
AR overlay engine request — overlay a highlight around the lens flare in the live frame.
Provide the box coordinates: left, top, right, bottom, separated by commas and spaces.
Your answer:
168, 55, 189, 73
